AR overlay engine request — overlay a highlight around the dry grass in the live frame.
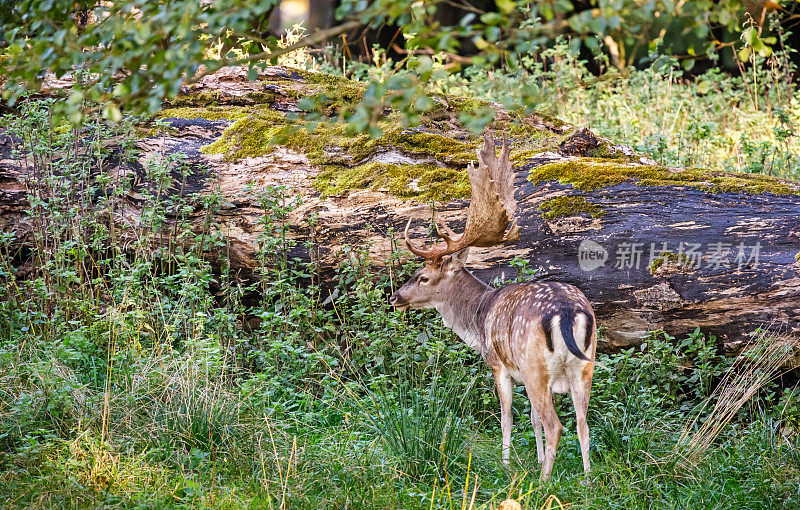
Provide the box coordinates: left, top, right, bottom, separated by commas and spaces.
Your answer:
676, 330, 799, 464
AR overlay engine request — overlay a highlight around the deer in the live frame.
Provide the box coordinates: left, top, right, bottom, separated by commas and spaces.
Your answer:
388, 132, 597, 480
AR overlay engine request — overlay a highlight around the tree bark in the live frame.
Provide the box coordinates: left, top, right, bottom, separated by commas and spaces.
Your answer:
308, 0, 338, 32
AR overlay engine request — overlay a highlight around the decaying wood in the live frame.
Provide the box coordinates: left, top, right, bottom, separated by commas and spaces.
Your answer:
2, 66, 799, 352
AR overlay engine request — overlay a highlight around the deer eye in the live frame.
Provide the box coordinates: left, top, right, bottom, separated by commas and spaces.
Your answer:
418, 275, 429, 284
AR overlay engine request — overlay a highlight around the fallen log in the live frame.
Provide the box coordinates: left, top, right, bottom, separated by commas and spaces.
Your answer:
2, 66, 798, 351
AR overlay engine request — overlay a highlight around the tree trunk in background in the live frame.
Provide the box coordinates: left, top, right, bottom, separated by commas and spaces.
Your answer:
308, 0, 337, 32
4, 66, 800, 353
269, 4, 281, 34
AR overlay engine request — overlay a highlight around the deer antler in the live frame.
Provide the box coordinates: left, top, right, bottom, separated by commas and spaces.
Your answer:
405, 132, 519, 266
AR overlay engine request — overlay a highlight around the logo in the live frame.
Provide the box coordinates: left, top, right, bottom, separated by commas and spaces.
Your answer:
578, 240, 608, 272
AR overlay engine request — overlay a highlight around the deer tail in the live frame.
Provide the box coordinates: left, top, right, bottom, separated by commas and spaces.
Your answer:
557, 308, 595, 363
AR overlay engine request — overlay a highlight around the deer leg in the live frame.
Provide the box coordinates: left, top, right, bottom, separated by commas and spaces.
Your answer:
494, 368, 514, 465
571, 364, 593, 474
530, 407, 544, 463
526, 382, 561, 480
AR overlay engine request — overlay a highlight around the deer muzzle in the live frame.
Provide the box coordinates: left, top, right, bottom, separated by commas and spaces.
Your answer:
388, 291, 408, 309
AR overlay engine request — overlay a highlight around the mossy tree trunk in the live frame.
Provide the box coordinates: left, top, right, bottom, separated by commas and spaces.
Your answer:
4, 66, 800, 351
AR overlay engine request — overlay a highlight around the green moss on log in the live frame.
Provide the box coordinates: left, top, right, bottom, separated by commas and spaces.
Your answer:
389, 130, 477, 164
201, 110, 295, 159
162, 90, 277, 109
298, 69, 355, 86
538, 196, 604, 219
528, 159, 800, 195
160, 69, 626, 200
158, 106, 253, 121
316, 162, 470, 200
164, 92, 221, 108
245, 90, 278, 104
650, 251, 694, 274
202, 110, 482, 165
202, 115, 477, 200
200, 110, 568, 199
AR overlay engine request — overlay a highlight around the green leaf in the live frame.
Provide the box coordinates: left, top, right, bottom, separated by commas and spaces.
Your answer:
496, 0, 516, 15
297, 97, 316, 111
102, 104, 122, 123
113, 82, 129, 97
742, 27, 759, 46
414, 95, 433, 111
480, 12, 504, 26
738, 47, 752, 62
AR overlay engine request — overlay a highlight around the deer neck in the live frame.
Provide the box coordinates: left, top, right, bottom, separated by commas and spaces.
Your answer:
435, 269, 494, 352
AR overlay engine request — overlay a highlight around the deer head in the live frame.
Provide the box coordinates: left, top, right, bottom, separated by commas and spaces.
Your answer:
388, 248, 472, 310
389, 132, 519, 310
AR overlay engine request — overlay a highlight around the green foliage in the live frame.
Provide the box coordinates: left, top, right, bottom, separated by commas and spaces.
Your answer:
535, 38, 800, 181
590, 329, 733, 422
2, 0, 787, 134
0, 0, 284, 120
563, 0, 745, 69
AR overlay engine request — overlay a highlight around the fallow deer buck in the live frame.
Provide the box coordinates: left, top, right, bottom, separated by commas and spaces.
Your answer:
389, 133, 597, 480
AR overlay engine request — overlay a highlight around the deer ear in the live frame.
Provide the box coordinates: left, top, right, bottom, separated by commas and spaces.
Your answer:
446, 247, 470, 269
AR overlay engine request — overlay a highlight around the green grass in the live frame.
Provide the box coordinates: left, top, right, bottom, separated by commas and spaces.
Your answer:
2, 354, 798, 509
552, 59, 800, 181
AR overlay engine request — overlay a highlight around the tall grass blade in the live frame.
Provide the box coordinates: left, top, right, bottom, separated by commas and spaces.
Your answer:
676, 330, 798, 464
